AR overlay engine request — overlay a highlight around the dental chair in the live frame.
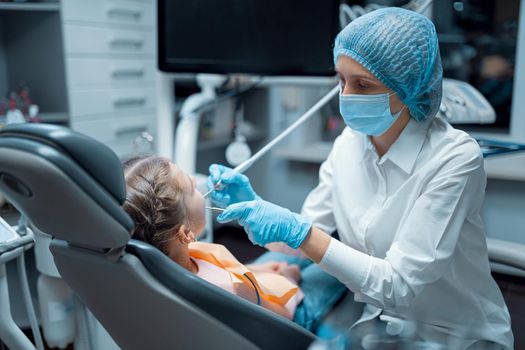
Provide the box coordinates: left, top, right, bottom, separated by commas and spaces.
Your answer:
0, 124, 316, 350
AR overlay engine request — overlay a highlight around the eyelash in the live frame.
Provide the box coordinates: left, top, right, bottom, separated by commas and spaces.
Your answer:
357, 81, 371, 89
339, 78, 372, 91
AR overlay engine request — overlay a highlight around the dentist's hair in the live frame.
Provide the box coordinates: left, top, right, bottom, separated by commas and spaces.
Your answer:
122, 155, 187, 253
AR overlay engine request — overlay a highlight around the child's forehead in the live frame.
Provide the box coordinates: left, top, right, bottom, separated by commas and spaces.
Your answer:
169, 164, 190, 188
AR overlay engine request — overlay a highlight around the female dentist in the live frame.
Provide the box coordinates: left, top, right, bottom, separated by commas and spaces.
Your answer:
208, 8, 512, 349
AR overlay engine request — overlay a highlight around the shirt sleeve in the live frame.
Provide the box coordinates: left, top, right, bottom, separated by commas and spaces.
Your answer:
301, 145, 337, 234
319, 139, 486, 314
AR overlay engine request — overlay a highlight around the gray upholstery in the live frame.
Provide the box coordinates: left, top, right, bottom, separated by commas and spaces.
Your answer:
127, 240, 316, 349
0, 147, 130, 249
1, 123, 127, 204
0, 124, 132, 248
51, 240, 257, 350
0, 124, 316, 350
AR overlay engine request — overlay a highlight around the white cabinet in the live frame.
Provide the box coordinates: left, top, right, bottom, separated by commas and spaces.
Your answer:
61, 0, 157, 159
62, 0, 155, 27
63, 25, 155, 56
69, 87, 156, 118
66, 58, 156, 87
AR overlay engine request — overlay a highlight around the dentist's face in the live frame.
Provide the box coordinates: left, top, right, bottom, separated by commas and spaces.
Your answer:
336, 55, 405, 115
171, 165, 206, 236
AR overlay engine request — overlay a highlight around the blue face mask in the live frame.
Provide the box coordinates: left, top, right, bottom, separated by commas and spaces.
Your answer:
339, 91, 404, 136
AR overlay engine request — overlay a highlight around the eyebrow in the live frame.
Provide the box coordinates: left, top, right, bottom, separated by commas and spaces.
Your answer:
335, 67, 379, 81
337, 72, 378, 82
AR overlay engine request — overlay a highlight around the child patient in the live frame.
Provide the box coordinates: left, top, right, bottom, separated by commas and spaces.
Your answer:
122, 155, 303, 320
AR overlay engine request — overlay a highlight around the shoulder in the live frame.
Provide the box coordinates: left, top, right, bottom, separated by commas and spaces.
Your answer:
428, 117, 484, 169
429, 118, 483, 163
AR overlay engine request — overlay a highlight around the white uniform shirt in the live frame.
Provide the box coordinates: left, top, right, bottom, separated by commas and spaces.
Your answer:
302, 116, 513, 348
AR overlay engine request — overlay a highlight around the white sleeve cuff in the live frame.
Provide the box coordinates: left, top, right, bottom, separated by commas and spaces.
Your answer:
319, 237, 372, 292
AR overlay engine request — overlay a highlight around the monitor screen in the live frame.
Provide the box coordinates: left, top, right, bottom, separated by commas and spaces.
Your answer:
158, 0, 340, 76
433, 0, 521, 130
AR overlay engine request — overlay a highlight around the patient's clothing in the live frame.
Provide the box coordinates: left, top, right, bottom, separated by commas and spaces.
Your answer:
254, 251, 347, 332
192, 258, 235, 294
189, 242, 304, 319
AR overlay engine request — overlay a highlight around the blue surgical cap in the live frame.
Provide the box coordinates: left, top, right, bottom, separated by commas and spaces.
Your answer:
334, 7, 443, 121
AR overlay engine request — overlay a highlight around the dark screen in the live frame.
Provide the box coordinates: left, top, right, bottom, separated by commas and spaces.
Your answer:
158, 0, 340, 76
433, 0, 521, 130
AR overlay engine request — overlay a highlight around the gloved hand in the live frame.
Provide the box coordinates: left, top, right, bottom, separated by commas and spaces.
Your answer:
208, 164, 258, 207
217, 199, 312, 249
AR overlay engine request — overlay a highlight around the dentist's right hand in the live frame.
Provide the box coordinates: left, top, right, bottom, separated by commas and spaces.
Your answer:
217, 199, 312, 249
208, 164, 259, 207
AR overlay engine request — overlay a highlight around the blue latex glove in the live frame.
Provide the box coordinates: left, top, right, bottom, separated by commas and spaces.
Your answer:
207, 164, 258, 207
217, 199, 312, 249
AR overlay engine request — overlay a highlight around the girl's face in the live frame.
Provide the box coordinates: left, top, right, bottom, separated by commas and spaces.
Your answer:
171, 164, 206, 237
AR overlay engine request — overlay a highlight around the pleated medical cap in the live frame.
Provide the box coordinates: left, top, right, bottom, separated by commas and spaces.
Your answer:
334, 7, 443, 121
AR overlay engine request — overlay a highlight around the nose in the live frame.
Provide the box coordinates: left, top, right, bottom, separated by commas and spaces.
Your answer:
340, 83, 358, 95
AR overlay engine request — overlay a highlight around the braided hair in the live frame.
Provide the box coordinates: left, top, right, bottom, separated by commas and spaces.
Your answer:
122, 156, 187, 254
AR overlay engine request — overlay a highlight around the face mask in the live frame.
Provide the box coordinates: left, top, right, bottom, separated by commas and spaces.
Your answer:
339, 91, 404, 136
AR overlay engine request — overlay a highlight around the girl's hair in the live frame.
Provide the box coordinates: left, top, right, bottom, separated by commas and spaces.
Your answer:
122, 155, 187, 254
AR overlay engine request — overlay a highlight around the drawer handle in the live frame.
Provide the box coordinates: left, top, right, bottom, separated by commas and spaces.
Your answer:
107, 7, 142, 20
109, 38, 144, 49
111, 68, 145, 79
115, 125, 147, 135
113, 96, 146, 107
133, 131, 155, 154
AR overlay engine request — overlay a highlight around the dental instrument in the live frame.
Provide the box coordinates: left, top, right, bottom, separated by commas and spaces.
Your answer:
203, 84, 340, 198
206, 206, 226, 212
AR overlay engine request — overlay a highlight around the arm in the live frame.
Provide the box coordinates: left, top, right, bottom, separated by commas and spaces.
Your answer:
266, 146, 338, 258
301, 141, 486, 313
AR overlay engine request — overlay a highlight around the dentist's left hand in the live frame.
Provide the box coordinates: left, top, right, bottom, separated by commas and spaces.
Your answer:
208, 164, 259, 207
217, 199, 312, 249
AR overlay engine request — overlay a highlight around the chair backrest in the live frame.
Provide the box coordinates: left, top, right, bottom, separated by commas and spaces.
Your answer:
0, 124, 315, 350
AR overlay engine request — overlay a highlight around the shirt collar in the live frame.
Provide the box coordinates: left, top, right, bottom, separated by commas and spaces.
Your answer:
361, 117, 433, 174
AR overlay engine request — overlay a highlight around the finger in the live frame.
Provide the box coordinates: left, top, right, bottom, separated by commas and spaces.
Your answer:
267, 262, 281, 271
246, 231, 258, 246
276, 262, 288, 272
211, 192, 230, 206
217, 202, 249, 223
209, 164, 231, 182
207, 177, 216, 191
208, 164, 221, 182
221, 171, 248, 185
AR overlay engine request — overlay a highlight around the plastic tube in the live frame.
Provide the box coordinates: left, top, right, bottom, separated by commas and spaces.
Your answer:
17, 252, 45, 350
0, 264, 36, 350
204, 84, 340, 197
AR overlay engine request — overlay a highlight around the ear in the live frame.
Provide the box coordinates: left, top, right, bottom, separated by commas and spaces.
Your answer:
177, 225, 195, 244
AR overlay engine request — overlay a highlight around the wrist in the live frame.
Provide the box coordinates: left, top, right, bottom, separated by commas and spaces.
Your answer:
286, 214, 312, 249
299, 226, 332, 264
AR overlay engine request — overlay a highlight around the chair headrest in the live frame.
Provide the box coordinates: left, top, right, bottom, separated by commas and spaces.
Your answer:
0, 123, 133, 249
0, 124, 126, 203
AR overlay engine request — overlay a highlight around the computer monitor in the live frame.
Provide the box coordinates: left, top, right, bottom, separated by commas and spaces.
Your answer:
433, 0, 523, 136
158, 0, 340, 76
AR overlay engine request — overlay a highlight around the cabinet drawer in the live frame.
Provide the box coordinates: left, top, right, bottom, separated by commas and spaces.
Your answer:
66, 58, 156, 87
69, 87, 156, 118
107, 131, 157, 159
62, 0, 154, 27
71, 114, 155, 144
64, 25, 154, 56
